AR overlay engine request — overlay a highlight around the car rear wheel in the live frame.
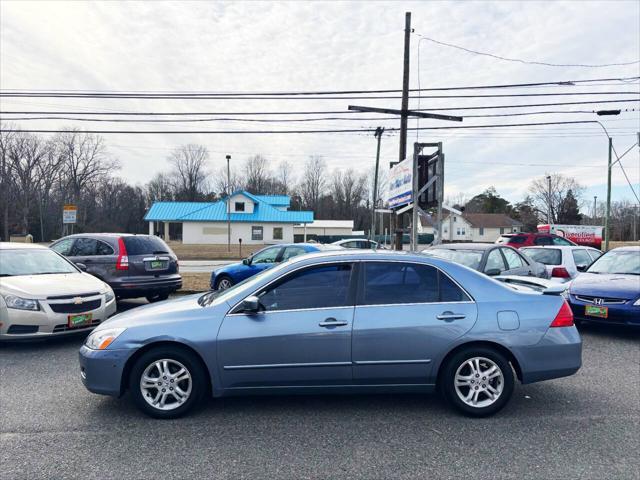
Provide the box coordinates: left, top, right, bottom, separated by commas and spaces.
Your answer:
130, 346, 206, 419
146, 293, 169, 303
441, 346, 514, 417
215, 275, 234, 291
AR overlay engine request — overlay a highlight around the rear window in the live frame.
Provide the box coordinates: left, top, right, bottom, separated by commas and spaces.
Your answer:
523, 248, 561, 265
122, 236, 171, 255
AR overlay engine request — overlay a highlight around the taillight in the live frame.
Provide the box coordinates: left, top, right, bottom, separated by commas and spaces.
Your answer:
116, 237, 129, 270
551, 267, 570, 278
550, 300, 574, 327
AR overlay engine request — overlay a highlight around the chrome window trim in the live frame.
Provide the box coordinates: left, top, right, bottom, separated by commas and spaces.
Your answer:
356, 301, 475, 308
224, 361, 351, 370
227, 305, 354, 317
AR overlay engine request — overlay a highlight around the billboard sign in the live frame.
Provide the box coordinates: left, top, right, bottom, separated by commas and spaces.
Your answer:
63, 204, 77, 224
387, 158, 413, 208
537, 224, 603, 248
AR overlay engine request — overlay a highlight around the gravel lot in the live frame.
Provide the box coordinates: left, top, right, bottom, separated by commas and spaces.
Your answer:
1, 303, 638, 480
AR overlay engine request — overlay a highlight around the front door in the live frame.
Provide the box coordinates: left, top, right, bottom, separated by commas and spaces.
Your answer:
217, 262, 356, 389
352, 261, 477, 385
500, 247, 531, 276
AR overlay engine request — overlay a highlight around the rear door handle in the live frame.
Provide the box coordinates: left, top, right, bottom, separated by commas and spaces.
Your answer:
436, 312, 466, 321
319, 317, 348, 327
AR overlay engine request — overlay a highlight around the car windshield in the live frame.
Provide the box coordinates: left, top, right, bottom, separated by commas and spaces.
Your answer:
587, 250, 640, 275
0, 249, 78, 276
428, 248, 483, 270
523, 248, 561, 265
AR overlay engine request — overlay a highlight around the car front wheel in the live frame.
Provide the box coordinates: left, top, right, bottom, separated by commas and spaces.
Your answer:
130, 346, 207, 419
215, 275, 234, 290
441, 346, 514, 417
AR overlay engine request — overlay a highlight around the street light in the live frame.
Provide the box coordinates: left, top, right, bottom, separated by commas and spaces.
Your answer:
226, 154, 231, 252
594, 110, 621, 251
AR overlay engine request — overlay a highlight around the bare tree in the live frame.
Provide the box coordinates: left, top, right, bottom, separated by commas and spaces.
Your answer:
277, 160, 293, 195
0, 125, 17, 240
299, 155, 326, 212
213, 165, 241, 196
147, 172, 174, 202
529, 173, 584, 223
35, 140, 64, 240
167, 144, 210, 201
243, 155, 271, 194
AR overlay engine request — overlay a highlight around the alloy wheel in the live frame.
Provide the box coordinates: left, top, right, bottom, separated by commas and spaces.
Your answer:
454, 357, 504, 408
139, 359, 192, 411
217, 278, 233, 290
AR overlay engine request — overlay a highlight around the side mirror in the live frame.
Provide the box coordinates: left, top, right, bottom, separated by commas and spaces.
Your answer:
485, 268, 501, 277
75, 262, 87, 272
577, 265, 588, 272
241, 295, 261, 313
242, 258, 250, 266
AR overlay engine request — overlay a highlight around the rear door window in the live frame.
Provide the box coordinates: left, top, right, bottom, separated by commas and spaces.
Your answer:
506, 235, 526, 244
534, 236, 553, 246
502, 248, 525, 269
96, 240, 114, 255
71, 238, 97, 256
122, 236, 170, 255
484, 249, 507, 273
523, 248, 562, 265
552, 236, 573, 246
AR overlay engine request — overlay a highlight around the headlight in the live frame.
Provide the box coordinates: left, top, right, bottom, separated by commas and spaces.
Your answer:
85, 327, 126, 350
3, 295, 40, 311
633, 298, 640, 306
104, 289, 115, 304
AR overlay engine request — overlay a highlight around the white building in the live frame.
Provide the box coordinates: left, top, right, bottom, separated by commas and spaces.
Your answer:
145, 191, 313, 245
422, 213, 522, 243
293, 220, 355, 238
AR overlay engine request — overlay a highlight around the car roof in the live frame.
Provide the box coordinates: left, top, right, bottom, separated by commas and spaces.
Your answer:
431, 243, 497, 251
287, 248, 420, 263
55, 233, 150, 239
521, 245, 599, 250
0, 242, 47, 250
332, 238, 372, 244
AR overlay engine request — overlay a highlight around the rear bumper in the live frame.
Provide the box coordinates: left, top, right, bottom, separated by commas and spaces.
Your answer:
513, 326, 582, 384
79, 345, 133, 396
110, 276, 182, 298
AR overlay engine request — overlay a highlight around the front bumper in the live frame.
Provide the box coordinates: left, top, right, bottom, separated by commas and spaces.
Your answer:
79, 345, 134, 396
513, 326, 582, 384
0, 297, 117, 340
569, 297, 639, 327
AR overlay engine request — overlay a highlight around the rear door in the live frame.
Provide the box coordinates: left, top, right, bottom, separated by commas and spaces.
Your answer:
122, 236, 177, 278
352, 261, 477, 385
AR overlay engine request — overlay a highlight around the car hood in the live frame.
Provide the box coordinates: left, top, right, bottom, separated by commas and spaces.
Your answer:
570, 272, 640, 299
0, 272, 108, 299
99, 293, 204, 330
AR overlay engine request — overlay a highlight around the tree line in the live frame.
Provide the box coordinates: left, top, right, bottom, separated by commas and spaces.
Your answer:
1, 126, 636, 242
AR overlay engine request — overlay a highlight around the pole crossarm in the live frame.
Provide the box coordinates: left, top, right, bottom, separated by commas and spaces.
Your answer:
348, 105, 463, 122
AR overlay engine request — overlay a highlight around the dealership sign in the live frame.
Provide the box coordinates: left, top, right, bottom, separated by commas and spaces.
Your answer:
63, 204, 77, 224
387, 158, 413, 208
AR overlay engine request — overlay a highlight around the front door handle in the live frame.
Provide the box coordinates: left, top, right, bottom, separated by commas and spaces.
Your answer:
436, 312, 466, 321
319, 318, 348, 327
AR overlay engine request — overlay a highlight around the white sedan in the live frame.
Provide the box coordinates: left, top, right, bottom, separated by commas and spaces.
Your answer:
0, 243, 117, 340
521, 245, 603, 283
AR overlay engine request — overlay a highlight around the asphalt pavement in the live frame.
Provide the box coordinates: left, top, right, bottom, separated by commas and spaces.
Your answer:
1, 308, 638, 480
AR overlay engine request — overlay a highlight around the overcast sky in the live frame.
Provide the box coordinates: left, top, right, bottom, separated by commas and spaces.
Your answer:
1, 0, 639, 210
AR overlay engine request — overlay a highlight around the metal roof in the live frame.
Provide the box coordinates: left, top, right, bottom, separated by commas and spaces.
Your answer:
144, 191, 312, 224
252, 194, 290, 206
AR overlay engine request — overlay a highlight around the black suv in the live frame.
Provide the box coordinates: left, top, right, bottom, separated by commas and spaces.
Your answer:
50, 234, 182, 302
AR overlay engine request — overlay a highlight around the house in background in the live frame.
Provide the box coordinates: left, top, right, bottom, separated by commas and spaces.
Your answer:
422, 213, 522, 243
145, 191, 313, 245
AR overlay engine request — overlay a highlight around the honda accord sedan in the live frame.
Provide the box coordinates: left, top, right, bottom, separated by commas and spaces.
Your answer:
79, 250, 581, 419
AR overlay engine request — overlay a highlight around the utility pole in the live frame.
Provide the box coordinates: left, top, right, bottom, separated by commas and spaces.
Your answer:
226, 154, 231, 252
546, 175, 552, 224
593, 196, 597, 223
371, 127, 384, 240
604, 137, 612, 250
399, 12, 411, 164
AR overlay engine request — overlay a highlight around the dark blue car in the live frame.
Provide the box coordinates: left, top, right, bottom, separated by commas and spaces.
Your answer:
568, 246, 640, 327
210, 243, 337, 290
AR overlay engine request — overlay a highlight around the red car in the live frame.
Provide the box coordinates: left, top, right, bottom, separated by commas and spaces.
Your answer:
496, 233, 577, 249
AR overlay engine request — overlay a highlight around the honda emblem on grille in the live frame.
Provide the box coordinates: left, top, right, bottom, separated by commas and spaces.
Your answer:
593, 298, 604, 305
73, 297, 84, 305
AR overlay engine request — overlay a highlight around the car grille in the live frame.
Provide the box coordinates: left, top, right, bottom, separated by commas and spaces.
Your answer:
48, 299, 102, 314
574, 295, 627, 305
52, 319, 101, 333
7, 325, 39, 334
47, 292, 100, 300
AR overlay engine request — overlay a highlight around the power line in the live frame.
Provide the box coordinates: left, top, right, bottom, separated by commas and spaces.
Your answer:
413, 33, 640, 68
611, 141, 640, 204
1, 91, 638, 100
3, 98, 637, 117
0, 120, 604, 135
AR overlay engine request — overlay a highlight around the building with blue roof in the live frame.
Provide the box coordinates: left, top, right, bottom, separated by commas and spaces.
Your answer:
145, 191, 314, 245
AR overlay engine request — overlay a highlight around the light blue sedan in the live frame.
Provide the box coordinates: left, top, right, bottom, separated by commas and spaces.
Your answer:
79, 250, 581, 418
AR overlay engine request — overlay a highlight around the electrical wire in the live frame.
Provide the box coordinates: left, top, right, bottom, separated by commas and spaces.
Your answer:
412, 33, 640, 68
611, 141, 640, 203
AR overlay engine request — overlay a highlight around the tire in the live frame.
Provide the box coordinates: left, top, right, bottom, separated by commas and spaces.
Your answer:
129, 345, 207, 419
215, 275, 234, 291
146, 293, 169, 303
441, 346, 515, 418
